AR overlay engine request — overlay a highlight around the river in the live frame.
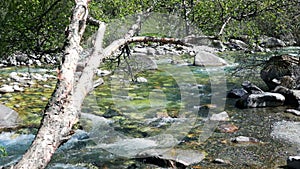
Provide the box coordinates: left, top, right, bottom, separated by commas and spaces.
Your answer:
0, 47, 299, 168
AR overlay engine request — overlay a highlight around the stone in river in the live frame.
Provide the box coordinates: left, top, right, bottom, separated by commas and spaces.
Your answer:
0, 104, 21, 129
210, 111, 229, 121
217, 123, 239, 133
231, 136, 260, 144
0, 85, 14, 93
236, 92, 285, 108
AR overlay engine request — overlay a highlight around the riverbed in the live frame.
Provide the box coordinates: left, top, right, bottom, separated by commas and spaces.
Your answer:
0, 47, 300, 168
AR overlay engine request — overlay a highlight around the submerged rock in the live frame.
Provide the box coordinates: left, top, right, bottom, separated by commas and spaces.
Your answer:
210, 111, 229, 121
217, 123, 239, 133
236, 92, 285, 108
231, 136, 260, 144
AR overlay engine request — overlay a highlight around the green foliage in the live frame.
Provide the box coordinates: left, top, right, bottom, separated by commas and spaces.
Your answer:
0, 0, 299, 59
0, 146, 8, 157
193, 0, 299, 43
0, 0, 73, 58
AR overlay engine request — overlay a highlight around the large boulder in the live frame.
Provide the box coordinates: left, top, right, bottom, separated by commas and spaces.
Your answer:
194, 51, 227, 66
236, 92, 285, 108
0, 104, 21, 129
260, 55, 300, 90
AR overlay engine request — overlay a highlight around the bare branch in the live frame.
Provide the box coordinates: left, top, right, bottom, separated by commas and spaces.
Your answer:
103, 36, 192, 59
218, 16, 231, 36
72, 22, 106, 107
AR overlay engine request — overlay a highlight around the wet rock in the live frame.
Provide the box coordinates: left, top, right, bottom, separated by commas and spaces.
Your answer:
32, 73, 47, 81
210, 111, 229, 121
13, 85, 24, 92
236, 92, 285, 108
0, 104, 21, 129
241, 81, 264, 94
260, 55, 300, 90
273, 86, 300, 108
285, 109, 300, 116
0, 85, 14, 93
229, 39, 249, 50
227, 88, 248, 98
287, 156, 300, 169
103, 107, 122, 118
194, 51, 227, 67
136, 77, 148, 83
231, 136, 260, 144
217, 123, 239, 133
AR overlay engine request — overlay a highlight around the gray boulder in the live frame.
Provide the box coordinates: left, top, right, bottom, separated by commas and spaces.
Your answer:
236, 92, 285, 108
194, 51, 227, 66
229, 39, 249, 50
0, 104, 21, 129
0, 85, 14, 93
261, 55, 300, 90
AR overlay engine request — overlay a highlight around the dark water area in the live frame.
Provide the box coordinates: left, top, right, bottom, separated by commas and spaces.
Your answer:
0, 47, 300, 168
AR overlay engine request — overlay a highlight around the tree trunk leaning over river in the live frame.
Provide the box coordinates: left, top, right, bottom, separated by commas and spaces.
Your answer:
13, 1, 192, 168
13, 0, 89, 168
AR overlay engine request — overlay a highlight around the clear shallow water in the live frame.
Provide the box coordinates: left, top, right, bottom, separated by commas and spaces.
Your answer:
0, 47, 300, 168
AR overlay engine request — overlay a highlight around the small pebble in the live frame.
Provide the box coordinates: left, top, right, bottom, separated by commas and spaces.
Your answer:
231, 136, 260, 144
210, 111, 229, 121
218, 123, 238, 133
